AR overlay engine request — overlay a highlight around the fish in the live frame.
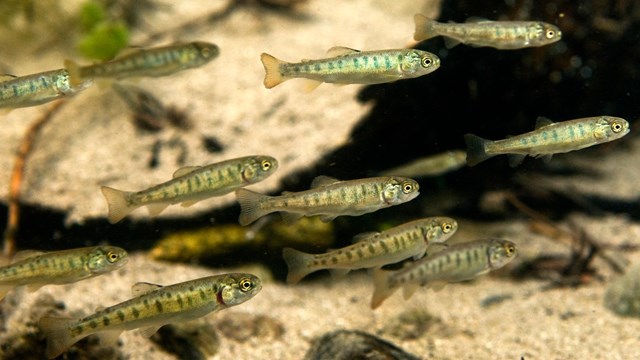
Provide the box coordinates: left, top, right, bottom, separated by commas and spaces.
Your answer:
0, 69, 93, 111
0, 246, 128, 300
236, 175, 420, 225
464, 116, 630, 167
282, 217, 458, 284
39, 273, 261, 359
101, 155, 279, 223
371, 238, 517, 309
413, 14, 562, 49
260, 47, 440, 90
379, 150, 467, 177
64, 41, 219, 85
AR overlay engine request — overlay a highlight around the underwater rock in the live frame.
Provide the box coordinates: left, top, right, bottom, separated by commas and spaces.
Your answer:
151, 320, 220, 360
604, 263, 640, 318
304, 329, 420, 360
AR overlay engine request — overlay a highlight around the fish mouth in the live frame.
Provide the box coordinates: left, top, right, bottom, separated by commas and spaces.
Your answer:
406, 191, 420, 202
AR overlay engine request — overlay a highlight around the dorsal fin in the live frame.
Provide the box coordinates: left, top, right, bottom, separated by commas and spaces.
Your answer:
326, 46, 361, 57
310, 175, 340, 188
12, 250, 45, 263
535, 116, 554, 129
132, 282, 163, 297
173, 166, 202, 178
465, 17, 490, 23
0, 74, 17, 82
352, 232, 380, 243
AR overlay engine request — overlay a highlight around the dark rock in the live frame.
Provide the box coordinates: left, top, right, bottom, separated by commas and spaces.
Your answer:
304, 329, 420, 360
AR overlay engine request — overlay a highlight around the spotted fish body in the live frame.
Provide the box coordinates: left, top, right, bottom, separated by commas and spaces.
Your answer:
64, 41, 219, 84
371, 239, 517, 309
414, 14, 562, 49
101, 155, 279, 223
282, 217, 458, 284
0, 69, 92, 110
260, 47, 440, 89
236, 175, 420, 225
379, 150, 467, 178
39, 273, 261, 359
0, 246, 128, 299
465, 116, 630, 166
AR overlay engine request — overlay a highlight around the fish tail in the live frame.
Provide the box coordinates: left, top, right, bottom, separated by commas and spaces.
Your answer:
100, 186, 137, 224
370, 269, 397, 309
39, 316, 78, 359
464, 133, 494, 166
281, 247, 316, 284
235, 188, 271, 226
413, 14, 438, 42
63, 59, 83, 86
260, 53, 289, 89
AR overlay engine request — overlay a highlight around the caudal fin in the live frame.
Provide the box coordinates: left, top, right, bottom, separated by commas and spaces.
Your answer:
39, 316, 79, 359
236, 188, 272, 226
370, 269, 398, 309
260, 53, 289, 89
282, 247, 317, 284
100, 186, 137, 224
464, 133, 494, 166
413, 14, 439, 42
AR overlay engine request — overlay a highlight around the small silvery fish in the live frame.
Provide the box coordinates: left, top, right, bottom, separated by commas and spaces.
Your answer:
371, 239, 517, 309
379, 150, 467, 177
414, 14, 562, 49
465, 116, 630, 167
236, 175, 420, 226
260, 47, 440, 90
0, 246, 128, 299
39, 273, 261, 359
64, 41, 219, 85
282, 217, 458, 284
0, 69, 92, 111
101, 155, 279, 223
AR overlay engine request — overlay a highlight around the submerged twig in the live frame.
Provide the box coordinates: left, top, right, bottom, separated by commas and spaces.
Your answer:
3, 100, 66, 257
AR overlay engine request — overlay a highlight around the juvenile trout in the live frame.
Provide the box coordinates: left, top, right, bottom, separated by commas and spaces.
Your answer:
414, 14, 562, 49
282, 217, 457, 284
371, 239, 516, 309
464, 116, 630, 167
39, 273, 261, 359
236, 175, 420, 225
101, 155, 278, 223
0, 246, 128, 299
64, 41, 219, 84
379, 150, 467, 177
0, 69, 92, 111
260, 47, 440, 89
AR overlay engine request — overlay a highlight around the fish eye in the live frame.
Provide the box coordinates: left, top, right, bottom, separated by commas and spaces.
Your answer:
611, 121, 624, 133
240, 278, 254, 292
546, 30, 555, 39
402, 182, 414, 193
505, 244, 515, 256
421, 57, 432, 67
107, 251, 119, 263
442, 223, 453, 233
261, 160, 272, 171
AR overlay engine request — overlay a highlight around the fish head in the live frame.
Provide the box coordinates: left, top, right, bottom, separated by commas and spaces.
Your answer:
86, 246, 129, 273
400, 50, 440, 77
487, 239, 517, 269
193, 42, 220, 63
593, 116, 630, 141
219, 273, 262, 306
382, 177, 420, 204
241, 155, 279, 183
425, 217, 458, 243
532, 22, 562, 45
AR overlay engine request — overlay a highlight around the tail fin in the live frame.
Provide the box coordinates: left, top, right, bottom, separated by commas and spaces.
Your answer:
260, 53, 289, 89
100, 186, 137, 224
413, 14, 439, 42
39, 316, 79, 359
282, 247, 317, 284
370, 269, 398, 309
63, 59, 84, 87
236, 188, 272, 226
464, 134, 494, 166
